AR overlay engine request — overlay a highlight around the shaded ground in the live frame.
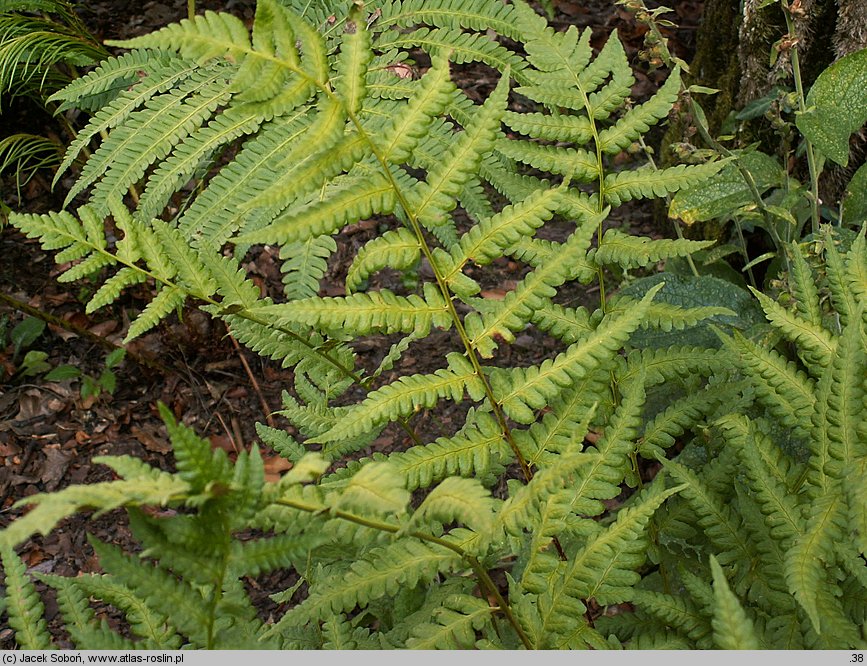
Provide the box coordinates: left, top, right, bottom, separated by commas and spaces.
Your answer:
0, 0, 703, 648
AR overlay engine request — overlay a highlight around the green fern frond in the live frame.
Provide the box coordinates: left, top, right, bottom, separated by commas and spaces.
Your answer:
596, 67, 682, 154
720, 330, 815, 436
657, 456, 752, 568
560, 483, 683, 605
376, 0, 523, 41
124, 285, 186, 342
40, 575, 136, 649
593, 229, 714, 270
65, 64, 233, 214
709, 555, 760, 649
53, 56, 201, 184
88, 539, 213, 648
749, 286, 835, 370
238, 172, 395, 246
0, 468, 187, 550
464, 221, 595, 357
602, 161, 728, 207
628, 589, 713, 648
0, 544, 53, 649
280, 234, 337, 300
495, 139, 598, 182
503, 110, 592, 144
312, 352, 484, 444
405, 592, 492, 649
254, 282, 450, 337
337, 462, 411, 517
565, 373, 646, 517
529, 301, 593, 344
66, 572, 182, 648
408, 70, 509, 245
786, 240, 823, 328
491, 283, 661, 424
822, 227, 858, 325
811, 310, 867, 479
136, 106, 265, 221
271, 540, 463, 630
346, 227, 420, 294
717, 415, 805, 547
407, 476, 495, 537
784, 492, 848, 633
159, 402, 231, 493
624, 346, 728, 386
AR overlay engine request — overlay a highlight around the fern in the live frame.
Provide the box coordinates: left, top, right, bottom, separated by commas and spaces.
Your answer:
3, 0, 768, 650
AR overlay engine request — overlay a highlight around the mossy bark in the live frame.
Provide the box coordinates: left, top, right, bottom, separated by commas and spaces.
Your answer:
658, 0, 866, 238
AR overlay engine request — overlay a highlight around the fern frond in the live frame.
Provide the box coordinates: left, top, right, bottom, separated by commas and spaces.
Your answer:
136, 106, 265, 221
379, 410, 512, 491
0, 544, 53, 649
346, 227, 419, 294
638, 382, 743, 459
408, 69, 509, 245
405, 592, 492, 649
376, 0, 523, 40
491, 283, 661, 424
720, 330, 815, 436
784, 492, 848, 633
65, 64, 233, 215
408, 476, 495, 538
445, 186, 563, 281
565, 373, 646, 517
503, 110, 592, 144
125, 285, 186, 342
312, 352, 485, 444
628, 589, 713, 648
88, 539, 213, 648
822, 227, 857, 325
464, 221, 595, 357
40, 575, 136, 649
337, 462, 411, 517
0, 469, 187, 550
53, 56, 201, 184
596, 67, 682, 154
709, 556, 760, 649
603, 161, 728, 207
49, 48, 172, 109
593, 229, 713, 270
237, 172, 395, 245
657, 456, 752, 567
280, 234, 336, 300
374, 27, 527, 82
495, 139, 598, 182
811, 310, 867, 479
749, 286, 835, 370
253, 282, 450, 337
271, 540, 463, 630
561, 483, 682, 605
529, 301, 593, 344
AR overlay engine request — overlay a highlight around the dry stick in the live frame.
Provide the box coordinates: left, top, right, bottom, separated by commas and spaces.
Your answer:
228, 332, 276, 429
0, 289, 175, 377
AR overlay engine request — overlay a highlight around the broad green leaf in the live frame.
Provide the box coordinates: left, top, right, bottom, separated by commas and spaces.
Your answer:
841, 162, 867, 226
669, 151, 785, 224
796, 47, 867, 166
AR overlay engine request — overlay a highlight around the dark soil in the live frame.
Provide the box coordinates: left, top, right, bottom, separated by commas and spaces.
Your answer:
0, 0, 704, 649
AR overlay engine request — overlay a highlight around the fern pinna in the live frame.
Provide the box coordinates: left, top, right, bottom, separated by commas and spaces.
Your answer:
3, 0, 739, 649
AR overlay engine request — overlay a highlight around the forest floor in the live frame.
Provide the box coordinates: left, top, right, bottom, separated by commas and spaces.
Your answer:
0, 0, 703, 647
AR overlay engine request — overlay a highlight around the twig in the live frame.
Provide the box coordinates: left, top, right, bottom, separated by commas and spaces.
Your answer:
229, 333, 276, 428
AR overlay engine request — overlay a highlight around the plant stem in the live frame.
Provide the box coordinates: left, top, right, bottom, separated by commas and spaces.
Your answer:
782, 1, 821, 233
274, 497, 534, 649
188, 0, 196, 20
